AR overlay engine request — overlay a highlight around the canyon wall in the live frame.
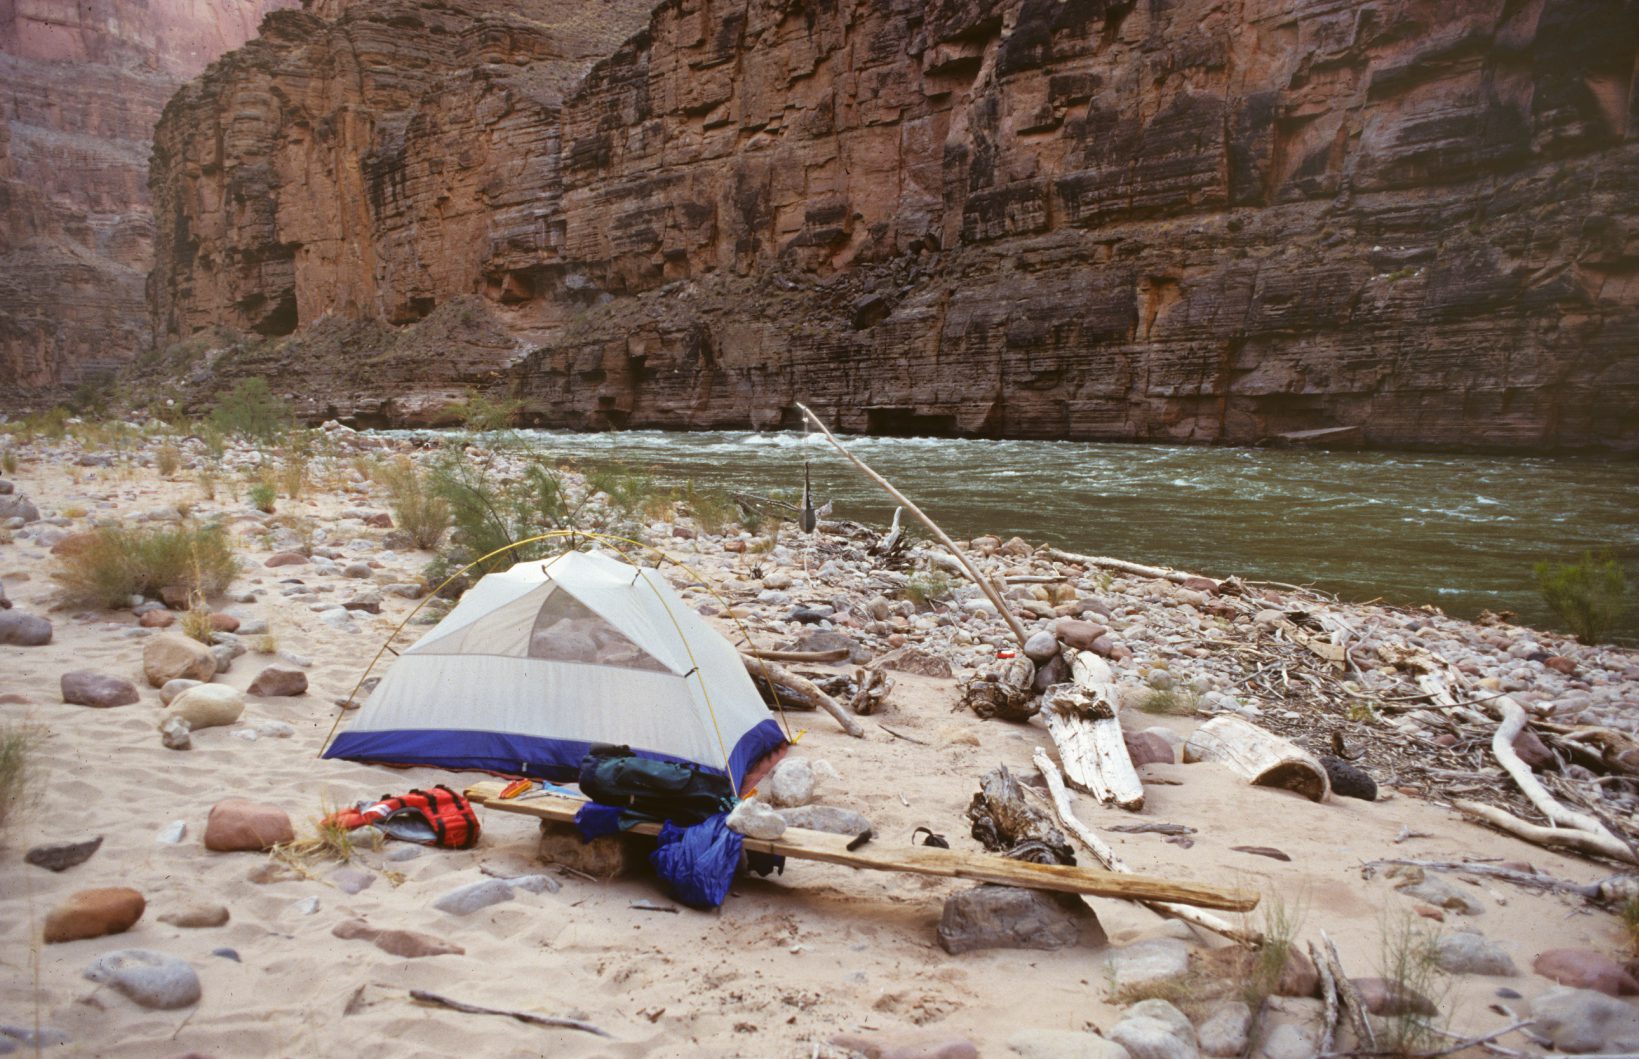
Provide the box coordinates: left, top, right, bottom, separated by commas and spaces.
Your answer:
150, 0, 1639, 449
0, 0, 294, 396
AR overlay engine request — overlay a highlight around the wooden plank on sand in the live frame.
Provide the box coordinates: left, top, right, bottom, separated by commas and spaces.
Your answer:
466, 782, 1257, 912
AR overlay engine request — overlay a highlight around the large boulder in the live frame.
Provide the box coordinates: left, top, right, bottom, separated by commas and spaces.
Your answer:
164, 684, 244, 729
43, 888, 145, 943
60, 670, 139, 708
142, 634, 216, 687
0, 611, 52, 646
0, 494, 40, 523
202, 799, 293, 852
937, 884, 1099, 955
1530, 986, 1639, 1053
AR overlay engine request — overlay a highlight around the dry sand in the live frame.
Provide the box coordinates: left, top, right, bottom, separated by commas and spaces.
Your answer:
0, 431, 1633, 1058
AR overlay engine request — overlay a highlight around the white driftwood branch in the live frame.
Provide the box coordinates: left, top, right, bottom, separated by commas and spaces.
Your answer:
1039, 547, 1216, 588
1492, 696, 1619, 842
739, 652, 864, 738
1183, 715, 1330, 802
1040, 651, 1143, 810
1454, 800, 1637, 865
1032, 747, 1258, 944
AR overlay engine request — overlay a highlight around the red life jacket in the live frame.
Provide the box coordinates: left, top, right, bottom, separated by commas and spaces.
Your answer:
325, 785, 480, 849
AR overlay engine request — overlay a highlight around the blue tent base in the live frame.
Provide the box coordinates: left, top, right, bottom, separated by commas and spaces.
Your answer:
323, 719, 788, 793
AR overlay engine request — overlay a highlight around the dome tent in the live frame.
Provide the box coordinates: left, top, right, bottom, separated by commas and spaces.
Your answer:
322, 549, 787, 789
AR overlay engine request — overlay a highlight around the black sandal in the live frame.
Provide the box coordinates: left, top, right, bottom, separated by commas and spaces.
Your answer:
912, 827, 949, 849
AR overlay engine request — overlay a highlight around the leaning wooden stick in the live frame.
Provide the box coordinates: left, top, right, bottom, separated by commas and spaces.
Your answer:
739, 652, 865, 738
1032, 747, 1260, 943
796, 402, 1030, 650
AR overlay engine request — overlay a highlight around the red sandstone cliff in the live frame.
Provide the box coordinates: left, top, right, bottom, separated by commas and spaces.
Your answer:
0, 0, 293, 396
149, 0, 1639, 449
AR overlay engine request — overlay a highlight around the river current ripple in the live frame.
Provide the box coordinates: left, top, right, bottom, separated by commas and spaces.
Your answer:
486, 430, 1639, 643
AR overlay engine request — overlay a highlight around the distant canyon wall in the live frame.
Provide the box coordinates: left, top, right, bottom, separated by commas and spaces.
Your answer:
0, 0, 294, 396
149, 0, 1639, 449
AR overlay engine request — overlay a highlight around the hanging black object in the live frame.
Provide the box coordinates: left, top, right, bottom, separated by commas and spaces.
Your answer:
800, 461, 817, 534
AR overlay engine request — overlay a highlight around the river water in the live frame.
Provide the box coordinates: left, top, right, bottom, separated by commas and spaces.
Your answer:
499, 429, 1638, 643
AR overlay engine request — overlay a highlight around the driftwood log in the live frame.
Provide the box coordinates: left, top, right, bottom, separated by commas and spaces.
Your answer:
743, 647, 851, 664
739, 653, 865, 738
1041, 651, 1144, 810
967, 765, 1076, 864
849, 666, 890, 715
1183, 716, 1331, 802
1032, 748, 1257, 944
961, 656, 1038, 721
1039, 547, 1219, 589
1454, 800, 1638, 865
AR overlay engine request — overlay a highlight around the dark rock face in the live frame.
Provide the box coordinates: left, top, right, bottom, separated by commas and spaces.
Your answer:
149, 0, 1639, 450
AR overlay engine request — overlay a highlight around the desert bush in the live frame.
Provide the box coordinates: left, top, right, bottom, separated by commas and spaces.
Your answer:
449, 391, 523, 436
0, 722, 44, 839
279, 429, 315, 498
379, 457, 450, 549
431, 459, 578, 576
155, 443, 182, 477
1536, 549, 1628, 644
209, 377, 291, 441
903, 570, 954, 609
56, 522, 239, 608
1376, 913, 1449, 1055
248, 480, 277, 513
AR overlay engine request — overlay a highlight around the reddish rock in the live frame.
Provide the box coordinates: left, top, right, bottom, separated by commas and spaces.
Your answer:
140, 610, 176, 628
1123, 730, 1175, 766
209, 612, 239, 633
1543, 655, 1577, 675
1088, 635, 1120, 658
61, 670, 140, 708
1533, 949, 1639, 996
1351, 977, 1439, 1016
332, 918, 464, 958
264, 552, 309, 568
159, 585, 192, 608
42, 888, 146, 943
203, 799, 294, 852
363, 512, 394, 528
1053, 620, 1109, 651
247, 666, 308, 697
829, 1033, 979, 1059
1434, 733, 1458, 748
1195, 944, 1318, 999
722, 540, 747, 553
671, 526, 695, 539
874, 646, 953, 678
1181, 577, 1220, 595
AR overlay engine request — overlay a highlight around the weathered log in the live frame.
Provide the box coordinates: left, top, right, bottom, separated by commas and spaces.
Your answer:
739, 652, 864, 738
967, 765, 1076, 864
871, 506, 905, 558
1040, 651, 1143, 810
1183, 716, 1331, 803
743, 647, 851, 663
1032, 747, 1257, 944
1491, 696, 1620, 843
1039, 547, 1218, 589
1454, 800, 1637, 865
798, 402, 1030, 650
961, 655, 1038, 721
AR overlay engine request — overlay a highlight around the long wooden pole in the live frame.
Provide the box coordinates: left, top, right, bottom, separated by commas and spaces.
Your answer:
795, 403, 1030, 650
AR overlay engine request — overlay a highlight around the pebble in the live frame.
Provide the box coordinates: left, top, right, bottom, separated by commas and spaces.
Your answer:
726, 799, 787, 839
82, 949, 201, 1009
248, 665, 308, 696
157, 820, 187, 844
165, 684, 245, 729
1106, 938, 1192, 991
0, 1026, 69, 1049
292, 896, 321, 916
212, 947, 241, 962
1257, 1024, 1317, 1059
43, 887, 146, 943
25, 836, 104, 872
342, 561, 373, 578
332, 918, 464, 958
1109, 999, 1199, 1059
385, 845, 422, 862
1196, 1002, 1251, 1056
829, 1032, 978, 1059
1434, 931, 1517, 976
203, 799, 294, 852
160, 715, 193, 750
505, 873, 560, 894
433, 879, 516, 916
0, 611, 52, 646
1529, 985, 1639, 1052
776, 805, 873, 835
1023, 629, 1060, 662
158, 903, 230, 928
160, 677, 202, 704
767, 757, 819, 807
329, 868, 375, 895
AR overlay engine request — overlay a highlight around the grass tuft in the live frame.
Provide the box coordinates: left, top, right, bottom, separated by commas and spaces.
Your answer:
379, 457, 450, 550
1138, 687, 1201, 716
55, 522, 239, 609
0, 723, 45, 841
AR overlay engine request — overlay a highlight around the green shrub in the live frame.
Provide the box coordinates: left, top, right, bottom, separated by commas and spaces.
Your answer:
448, 391, 523, 435
0, 723, 44, 839
380, 457, 451, 550
248, 481, 277, 513
431, 458, 576, 578
1535, 549, 1628, 643
56, 522, 240, 608
209, 377, 291, 441
903, 570, 954, 609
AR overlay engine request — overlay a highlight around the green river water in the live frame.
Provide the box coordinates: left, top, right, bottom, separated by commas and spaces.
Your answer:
502, 430, 1639, 643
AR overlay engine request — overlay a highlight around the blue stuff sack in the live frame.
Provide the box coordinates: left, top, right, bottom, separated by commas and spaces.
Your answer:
649, 813, 742, 909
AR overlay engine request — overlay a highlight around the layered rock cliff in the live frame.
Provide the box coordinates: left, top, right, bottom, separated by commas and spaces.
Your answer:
0, 0, 293, 396
150, 0, 1639, 449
